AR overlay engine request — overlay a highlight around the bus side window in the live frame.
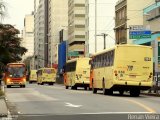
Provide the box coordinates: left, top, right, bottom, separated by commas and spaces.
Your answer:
110, 50, 114, 66
106, 53, 109, 66
102, 54, 105, 67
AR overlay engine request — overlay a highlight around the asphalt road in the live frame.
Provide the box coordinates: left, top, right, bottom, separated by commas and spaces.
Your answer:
4, 83, 160, 120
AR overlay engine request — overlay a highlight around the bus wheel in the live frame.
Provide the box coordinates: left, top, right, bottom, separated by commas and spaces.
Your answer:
119, 90, 124, 96
29, 81, 32, 84
41, 82, 44, 85
130, 89, 140, 97
65, 86, 69, 89
103, 81, 107, 95
105, 89, 113, 95
92, 81, 97, 94
7, 85, 10, 88
71, 86, 77, 90
23, 85, 26, 88
49, 83, 54, 85
84, 86, 87, 90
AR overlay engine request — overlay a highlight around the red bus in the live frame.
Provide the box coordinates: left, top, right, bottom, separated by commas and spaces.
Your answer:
4, 63, 26, 88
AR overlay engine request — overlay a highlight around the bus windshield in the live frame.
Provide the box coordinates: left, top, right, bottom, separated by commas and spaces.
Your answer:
8, 67, 25, 78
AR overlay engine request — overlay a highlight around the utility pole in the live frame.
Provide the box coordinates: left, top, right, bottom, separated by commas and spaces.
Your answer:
96, 33, 108, 50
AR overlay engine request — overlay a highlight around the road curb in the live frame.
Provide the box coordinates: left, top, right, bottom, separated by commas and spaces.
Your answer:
141, 93, 160, 97
0, 96, 8, 117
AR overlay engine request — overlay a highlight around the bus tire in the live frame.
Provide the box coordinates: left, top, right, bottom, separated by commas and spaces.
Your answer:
106, 89, 113, 95
7, 85, 10, 88
29, 81, 32, 84
119, 90, 124, 96
49, 82, 54, 85
65, 86, 69, 89
92, 80, 97, 94
130, 89, 140, 97
71, 86, 77, 90
23, 85, 26, 88
41, 82, 44, 85
93, 88, 97, 94
84, 86, 87, 90
102, 80, 107, 95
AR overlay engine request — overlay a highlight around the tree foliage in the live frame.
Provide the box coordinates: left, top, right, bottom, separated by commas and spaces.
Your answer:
0, 24, 27, 66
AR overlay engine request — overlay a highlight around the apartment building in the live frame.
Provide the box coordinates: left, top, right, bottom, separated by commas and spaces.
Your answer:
133, 1, 160, 74
34, 0, 48, 69
48, 0, 68, 66
22, 13, 34, 61
68, 0, 89, 59
115, 0, 154, 44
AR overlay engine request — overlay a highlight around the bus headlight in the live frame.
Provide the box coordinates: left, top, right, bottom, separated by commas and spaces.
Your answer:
7, 78, 11, 82
23, 78, 26, 82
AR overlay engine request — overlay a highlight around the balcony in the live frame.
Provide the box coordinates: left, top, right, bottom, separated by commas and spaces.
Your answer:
115, 18, 127, 27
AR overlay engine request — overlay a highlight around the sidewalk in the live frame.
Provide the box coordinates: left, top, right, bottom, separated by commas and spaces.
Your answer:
141, 90, 160, 97
0, 96, 8, 117
0, 81, 8, 117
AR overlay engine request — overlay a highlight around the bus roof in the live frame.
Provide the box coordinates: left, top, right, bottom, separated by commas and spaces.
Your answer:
92, 44, 152, 57
7, 63, 25, 66
66, 57, 91, 64
37, 68, 55, 70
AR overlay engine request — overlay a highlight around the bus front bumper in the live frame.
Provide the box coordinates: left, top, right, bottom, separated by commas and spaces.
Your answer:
6, 81, 26, 86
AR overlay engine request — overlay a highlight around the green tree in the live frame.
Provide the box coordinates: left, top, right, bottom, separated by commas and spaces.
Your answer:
0, 24, 27, 67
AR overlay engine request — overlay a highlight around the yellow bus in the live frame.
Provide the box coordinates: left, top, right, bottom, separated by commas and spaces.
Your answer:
37, 68, 56, 85
29, 70, 37, 84
91, 44, 153, 97
64, 58, 91, 90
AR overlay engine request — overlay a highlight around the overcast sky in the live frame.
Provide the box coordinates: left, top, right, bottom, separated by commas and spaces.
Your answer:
3, 0, 34, 31
2, 0, 118, 53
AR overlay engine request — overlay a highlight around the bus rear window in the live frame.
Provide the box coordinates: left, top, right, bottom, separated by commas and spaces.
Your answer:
43, 69, 55, 74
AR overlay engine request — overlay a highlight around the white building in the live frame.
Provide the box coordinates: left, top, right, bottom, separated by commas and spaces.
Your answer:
68, 0, 89, 59
34, 0, 47, 69
22, 13, 34, 60
48, 0, 68, 66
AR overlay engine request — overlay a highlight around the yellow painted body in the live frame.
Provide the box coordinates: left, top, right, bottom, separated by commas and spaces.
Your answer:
64, 58, 91, 87
92, 45, 153, 90
37, 68, 56, 84
29, 70, 37, 82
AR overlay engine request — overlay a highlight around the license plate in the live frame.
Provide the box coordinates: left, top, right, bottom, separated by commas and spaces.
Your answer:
13, 82, 20, 84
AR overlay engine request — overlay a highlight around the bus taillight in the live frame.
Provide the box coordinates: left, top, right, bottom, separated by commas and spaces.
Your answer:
114, 70, 118, 76
149, 72, 152, 78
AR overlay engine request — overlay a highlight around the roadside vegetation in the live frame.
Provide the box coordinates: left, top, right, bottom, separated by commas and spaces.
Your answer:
0, 0, 27, 71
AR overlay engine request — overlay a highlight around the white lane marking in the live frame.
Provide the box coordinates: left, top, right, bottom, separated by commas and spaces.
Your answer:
65, 102, 82, 108
78, 112, 153, 115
